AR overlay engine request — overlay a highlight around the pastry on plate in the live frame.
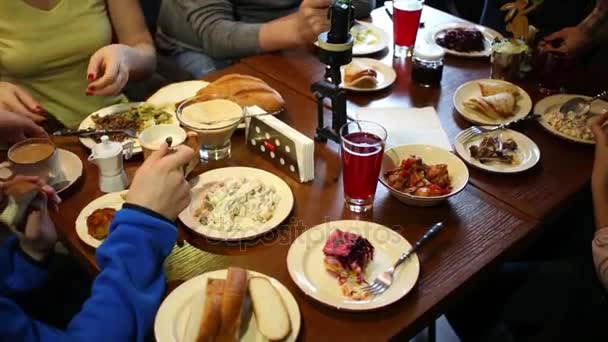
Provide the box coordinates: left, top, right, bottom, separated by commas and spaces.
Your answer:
478, 81, 519, 97
464, 92, 517, 119
86, 208, 116, 240
344, 60, 378, 89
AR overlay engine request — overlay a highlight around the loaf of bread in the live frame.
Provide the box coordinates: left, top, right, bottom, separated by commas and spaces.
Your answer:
216, 267, 248, 342
249, 277, 291, 341
183, 278, 225, 342
196, 74, 285, 113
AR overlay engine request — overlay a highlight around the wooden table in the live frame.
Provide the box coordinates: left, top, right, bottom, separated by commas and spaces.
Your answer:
45, 5, 597, 342
242, 6, 599, 221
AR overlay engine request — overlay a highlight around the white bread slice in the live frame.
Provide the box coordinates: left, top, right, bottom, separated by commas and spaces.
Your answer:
249, 277, 291, 341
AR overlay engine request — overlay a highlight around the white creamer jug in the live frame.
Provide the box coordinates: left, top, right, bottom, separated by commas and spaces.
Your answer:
88, 136, 133, 193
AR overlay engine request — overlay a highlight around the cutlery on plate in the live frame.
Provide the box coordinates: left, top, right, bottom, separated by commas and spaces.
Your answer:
559, 90, 608, 116
458, 113, 540, 144
362, 221, 445, 296
53, 128, 137, 138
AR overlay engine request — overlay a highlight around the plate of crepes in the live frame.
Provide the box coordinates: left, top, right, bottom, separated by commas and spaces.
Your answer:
454, 79, 532, 126
75, 190, 126, 248
155, 267, 301, 342
534, 94, 608, 145
179, 167, 294, 241
341, 58, 397, 92
78, 102, 176, 154
379, 144, 469, 207
351, 21, 389, 56
148, 74, 285, 130
287, 220, 419, 311
428, 23, 503, 57
454, 129, 540, 173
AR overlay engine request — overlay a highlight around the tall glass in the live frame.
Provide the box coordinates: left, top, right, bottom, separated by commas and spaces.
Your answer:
393, 0, 423, 58
536, 50, 574, 95
340, 121, 387, 213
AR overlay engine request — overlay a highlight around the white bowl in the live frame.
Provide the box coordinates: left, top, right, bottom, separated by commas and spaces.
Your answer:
379, 144, 469, 207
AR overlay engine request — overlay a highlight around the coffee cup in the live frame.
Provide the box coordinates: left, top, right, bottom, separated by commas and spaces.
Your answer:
139, 124, 201, 175
7, 138, 65, 184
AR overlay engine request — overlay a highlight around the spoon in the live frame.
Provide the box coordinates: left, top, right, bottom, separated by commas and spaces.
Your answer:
53, 128, 137, 138
559, 90, 607, 116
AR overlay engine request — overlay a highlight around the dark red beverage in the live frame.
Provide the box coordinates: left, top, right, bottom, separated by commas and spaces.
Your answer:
536, 50, 574, 95
341, 132, 385, 204
393, 1, 423, 48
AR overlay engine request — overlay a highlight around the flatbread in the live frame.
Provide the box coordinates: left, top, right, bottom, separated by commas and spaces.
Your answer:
478, 81, 519, 97
464, 92, 517, 119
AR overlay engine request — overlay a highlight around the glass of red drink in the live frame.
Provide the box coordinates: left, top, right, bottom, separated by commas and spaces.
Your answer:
340, 121, 388, 213
393, 0, 424, 58
536, 49, 574, 95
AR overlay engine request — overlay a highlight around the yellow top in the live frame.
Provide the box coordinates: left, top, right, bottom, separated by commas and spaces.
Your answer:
0, 0, 127, 128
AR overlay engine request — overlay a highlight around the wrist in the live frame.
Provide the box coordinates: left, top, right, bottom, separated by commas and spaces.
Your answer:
19, 240, 54, 263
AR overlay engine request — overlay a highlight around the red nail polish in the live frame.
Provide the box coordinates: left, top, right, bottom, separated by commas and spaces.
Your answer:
88, 85, 95, 91
88, 73, 95, 81
86, 91, 92, 96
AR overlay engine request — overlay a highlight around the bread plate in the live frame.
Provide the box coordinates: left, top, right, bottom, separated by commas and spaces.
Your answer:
75, 190, 127, 248
534, 94, 608, 145
179, 167, 294, 241
426, 22, 503, 58
454, 128, 540, 173
340, 58, 397, 92
454, 79, 532, 125
351, 21, 389, 56
287, 220, 419, 311
155, 269, 301, 342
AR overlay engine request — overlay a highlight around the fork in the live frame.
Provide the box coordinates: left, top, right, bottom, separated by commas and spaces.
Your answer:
362, 222, 445, 296
458, 113, 540, 144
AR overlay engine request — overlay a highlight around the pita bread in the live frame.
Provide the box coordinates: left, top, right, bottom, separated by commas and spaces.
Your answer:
478, 81, 519, 97
464, 92, 517, 119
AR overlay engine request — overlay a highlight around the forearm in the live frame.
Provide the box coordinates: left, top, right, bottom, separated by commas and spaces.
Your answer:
124, 43, 157, 80
592, 178, 608, 230
592, 228, 608, 290
579, 0, 608, 43
0, 237, 49, 296
259, 15, 302, 53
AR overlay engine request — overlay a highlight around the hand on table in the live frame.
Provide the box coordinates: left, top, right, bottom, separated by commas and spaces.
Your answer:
1, 176, 61, 261
296, 0, 332, 45
126, 144, 195, 221
0, 110, 47, 144
86, 44, 135, 96
0, 82, 46, 122
540, 26, 594, 56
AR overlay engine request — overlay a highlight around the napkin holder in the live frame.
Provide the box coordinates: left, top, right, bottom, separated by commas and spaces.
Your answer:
246, 116, 314, 183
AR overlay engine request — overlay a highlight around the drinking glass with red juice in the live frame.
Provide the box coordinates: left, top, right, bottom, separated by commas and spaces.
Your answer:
340, 121, 388, 213
393, 0, 424, 58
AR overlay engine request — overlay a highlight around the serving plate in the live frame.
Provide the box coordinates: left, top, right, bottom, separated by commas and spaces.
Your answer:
75, 190, 127, 248
426, 22, 503, 57
453, 79, 532, 126
178, 167, 294, 241
340, 58, 397, 93
78, 102, 178, 154
454, 128, 540, 173
155, 269, 301, 342
287, 220, 419, 311
351, 21, 389, 56
534, 94, 608, 145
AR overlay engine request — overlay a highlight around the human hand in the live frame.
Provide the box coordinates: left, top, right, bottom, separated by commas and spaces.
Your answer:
295, 0, 332, 45
126, 144, 195, 221
591, 112, 608, 187
86, 44, 134, 96
0, 82, 45, 122
0, 110, 47, 144
540, 26, 594, 56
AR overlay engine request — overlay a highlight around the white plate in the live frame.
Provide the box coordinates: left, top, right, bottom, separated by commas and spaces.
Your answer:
155, 269, 301, 342
454, 129, 540, 173
55, 149, 83, 193
78, 102, 179, 154
534, 94, 608, 145
351, 21, 389, 56
340, 58, 397, 92
454, 79, 532, 125
426, 22, 503, 57
0, 148, 83, 193
75, 190, 127, 248
179, 167, 294, 241
287, 220, 420, 311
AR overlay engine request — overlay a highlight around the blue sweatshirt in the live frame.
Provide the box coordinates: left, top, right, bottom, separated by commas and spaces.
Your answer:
0, 207, 177, 342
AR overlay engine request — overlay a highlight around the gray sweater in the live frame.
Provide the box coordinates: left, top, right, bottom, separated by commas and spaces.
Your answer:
157, 0, 376, 60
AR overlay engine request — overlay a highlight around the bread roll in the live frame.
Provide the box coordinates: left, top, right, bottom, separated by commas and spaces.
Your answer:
0, 180, 40, 232
344, 61, 378, 89
183, 278, 225, 342
195, 74, 285, 113
249, 277, 291, 341
216, 267, 248, 342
